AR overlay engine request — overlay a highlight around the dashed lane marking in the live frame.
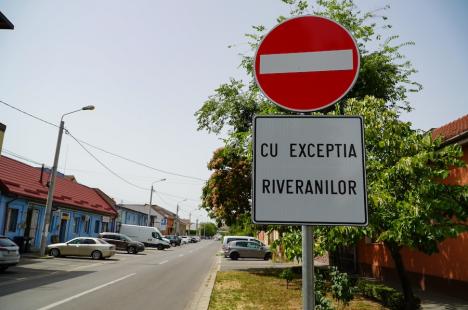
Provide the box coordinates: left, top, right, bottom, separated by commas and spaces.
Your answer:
37, 273, 136, 310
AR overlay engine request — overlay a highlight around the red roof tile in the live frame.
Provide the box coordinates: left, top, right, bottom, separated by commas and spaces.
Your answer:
0, 155, 117, 216
432, 114, 468, 142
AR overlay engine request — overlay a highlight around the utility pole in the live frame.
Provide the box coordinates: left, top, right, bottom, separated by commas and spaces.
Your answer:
147, 185, 154, 227
147, 178, 166, 226
188, 212, 191, 236
39, 106, 95, 257
196, 219, 199, 237
175, 204, 179, 235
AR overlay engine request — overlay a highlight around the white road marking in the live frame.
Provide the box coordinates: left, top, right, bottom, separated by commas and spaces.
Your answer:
37, 273, 136, 310
159, 260, 168, 265
179, 254, 184, 257
260, 49, 353, 74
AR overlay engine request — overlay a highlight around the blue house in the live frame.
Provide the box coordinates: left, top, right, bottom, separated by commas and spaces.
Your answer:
0, 155, 118, 251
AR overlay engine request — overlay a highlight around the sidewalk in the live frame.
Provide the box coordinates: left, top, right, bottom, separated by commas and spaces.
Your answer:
200, 253, 468, 310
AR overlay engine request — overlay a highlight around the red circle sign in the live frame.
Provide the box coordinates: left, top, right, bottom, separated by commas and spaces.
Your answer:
254, 16, 360, 112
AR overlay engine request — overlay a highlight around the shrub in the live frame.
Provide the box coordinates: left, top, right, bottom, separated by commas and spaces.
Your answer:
279, 268, 294, 289
356, 279, 420, 310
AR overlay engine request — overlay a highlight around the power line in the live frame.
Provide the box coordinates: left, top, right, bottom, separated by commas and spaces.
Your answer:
3, 149, 48, 167
66, 130, 150, 191
1, 99, 207, 182
0, 99, 59, 128
78, 140, 207, 182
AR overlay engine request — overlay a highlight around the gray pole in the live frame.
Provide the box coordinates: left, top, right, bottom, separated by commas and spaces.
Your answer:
147, 185, 153, 226
175, 204, 179, 235
39, 120, 65, 257
302, 225, 314, 309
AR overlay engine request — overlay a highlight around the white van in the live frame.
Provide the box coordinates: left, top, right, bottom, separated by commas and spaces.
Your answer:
119, 224, 170, 250
222, 235, 264, 254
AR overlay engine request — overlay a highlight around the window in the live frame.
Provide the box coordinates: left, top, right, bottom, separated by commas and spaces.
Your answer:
6, 208, 19, 232
83, 239, 96, 244
152, 232, 160, 239
0, 237, 17, 247
101, 222, 109, 232
247, 242, 260, 249
84, 218, 90, 234
94, 220, 100, 233
67, 238, 81, 245
236, 241, 248, 248
74, 217, 80, 234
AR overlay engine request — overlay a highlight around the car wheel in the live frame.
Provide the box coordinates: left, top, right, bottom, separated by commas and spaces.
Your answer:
91, 250, 102, 260
50, 248, 61, 258
264, 253, 272, 260
230, 252, 239, 260
157, 244, 164, 250
127, 246, 137, 254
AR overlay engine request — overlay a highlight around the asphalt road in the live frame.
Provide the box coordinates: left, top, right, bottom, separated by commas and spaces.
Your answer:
0, 240, 220, 310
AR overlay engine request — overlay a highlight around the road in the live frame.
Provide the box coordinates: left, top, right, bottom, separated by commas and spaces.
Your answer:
0, 240, 219, 310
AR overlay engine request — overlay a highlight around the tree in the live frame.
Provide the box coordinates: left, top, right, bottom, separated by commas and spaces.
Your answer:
321, 96, 468, 309
200, 146, 251, 227
196, 0, 421, 225
199, 222, 218, 237
195, 1, 468, 308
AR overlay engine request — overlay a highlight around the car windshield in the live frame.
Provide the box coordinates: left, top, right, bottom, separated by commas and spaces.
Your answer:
0, 237, 17, 247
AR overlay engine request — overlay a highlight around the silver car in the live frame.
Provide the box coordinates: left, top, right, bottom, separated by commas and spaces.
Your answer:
48, 237, 116, 260
225, 240, 272, 260
0, 236, 20, 271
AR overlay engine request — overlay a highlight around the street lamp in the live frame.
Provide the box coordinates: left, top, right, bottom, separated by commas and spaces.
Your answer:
39, 105, 95, 256
147, 178, 166, 226
175, 198, 187, 235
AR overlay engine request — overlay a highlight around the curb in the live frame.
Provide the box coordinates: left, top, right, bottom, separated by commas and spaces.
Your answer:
186, 255, 221, 310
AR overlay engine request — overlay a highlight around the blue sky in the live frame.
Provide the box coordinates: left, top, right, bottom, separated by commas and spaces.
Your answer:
0, 1, 467, 223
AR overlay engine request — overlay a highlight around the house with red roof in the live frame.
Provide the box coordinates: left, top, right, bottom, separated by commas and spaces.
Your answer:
354, 114, 468, 298
0, 155, 118, 251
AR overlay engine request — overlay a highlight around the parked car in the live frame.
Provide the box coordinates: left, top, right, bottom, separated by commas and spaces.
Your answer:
164, 235, 181, 246
180, 236, 190, 244
222, 235, 263, 253
98, 232, 145, 254
0, 235, 20, 271
119, 224, 170, 250
190, 236, 199, 243
224, 240, 272, 261
47, 237, 116, 260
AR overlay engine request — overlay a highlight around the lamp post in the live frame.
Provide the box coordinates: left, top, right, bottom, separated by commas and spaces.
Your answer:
147, 178, 166, 226
175, 198, 187, 235
39, 105, 95, 257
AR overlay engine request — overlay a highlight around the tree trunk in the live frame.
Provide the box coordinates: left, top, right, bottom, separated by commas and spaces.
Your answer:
386, 242, 418, 310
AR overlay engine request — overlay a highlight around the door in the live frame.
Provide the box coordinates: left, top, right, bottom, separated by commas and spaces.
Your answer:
59, 219, 68, 242
63, 238, 81, 255
246, 242, 262, 258
24, 208, 40, 250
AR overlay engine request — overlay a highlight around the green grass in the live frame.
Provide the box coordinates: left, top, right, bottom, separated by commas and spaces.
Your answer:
209, 269, 389, 310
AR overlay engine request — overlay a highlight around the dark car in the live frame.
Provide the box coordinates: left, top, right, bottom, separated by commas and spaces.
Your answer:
98, 232, 145, 254
164, 235, 181, 246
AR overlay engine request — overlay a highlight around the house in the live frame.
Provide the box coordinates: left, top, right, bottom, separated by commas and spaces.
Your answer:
116, 204, 180, 235
0, 155, 118, 250
116, 204, 151, 228
356, 114, 468, 298
152, 205, 177, 235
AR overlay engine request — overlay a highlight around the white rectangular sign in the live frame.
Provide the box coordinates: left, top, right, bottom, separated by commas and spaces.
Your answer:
252, 115, 367, 225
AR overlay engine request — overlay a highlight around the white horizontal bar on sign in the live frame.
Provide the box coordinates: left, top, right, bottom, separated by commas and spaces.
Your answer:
259, 49, 353, 74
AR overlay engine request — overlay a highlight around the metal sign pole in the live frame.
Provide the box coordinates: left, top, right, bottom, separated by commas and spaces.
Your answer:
302, 225, 314, 310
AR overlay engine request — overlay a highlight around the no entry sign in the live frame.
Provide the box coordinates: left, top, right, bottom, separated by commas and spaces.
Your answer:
254, 16, 360, 112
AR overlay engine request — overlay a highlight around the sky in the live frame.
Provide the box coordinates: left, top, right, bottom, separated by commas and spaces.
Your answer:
0, 1, 467, 223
